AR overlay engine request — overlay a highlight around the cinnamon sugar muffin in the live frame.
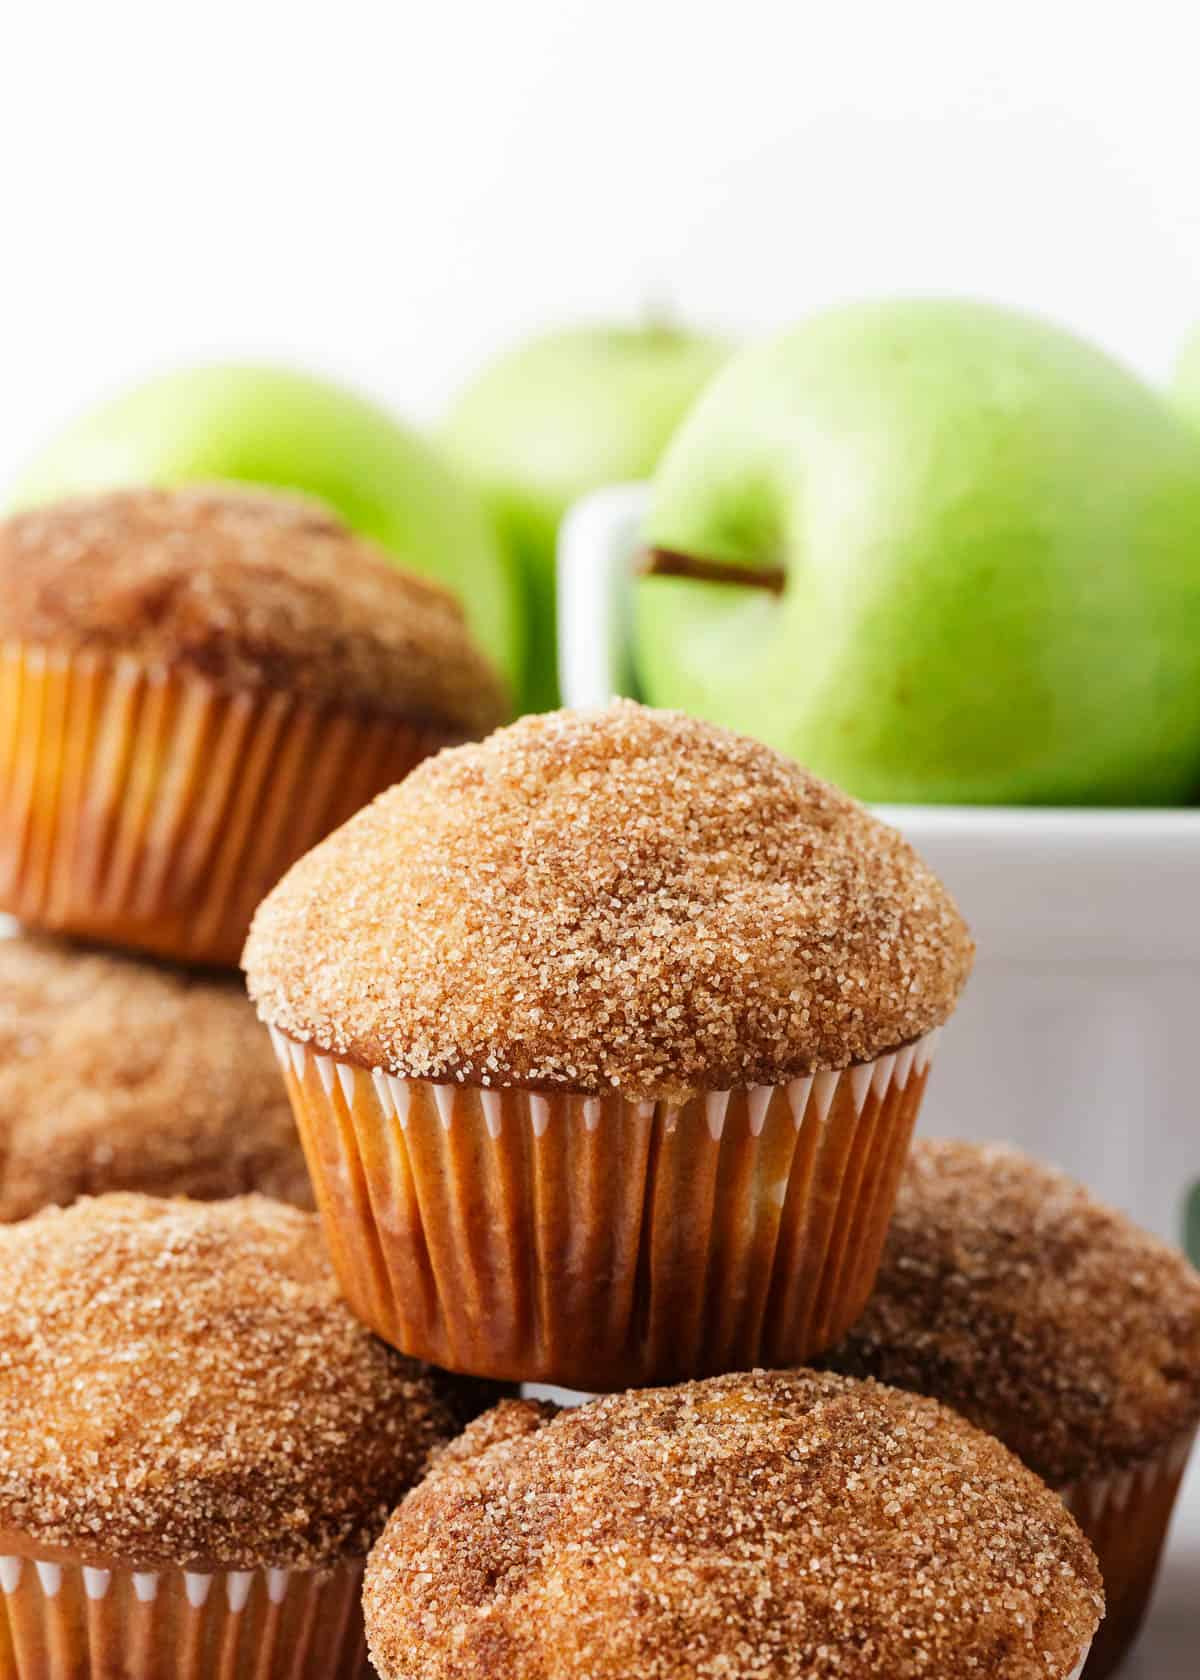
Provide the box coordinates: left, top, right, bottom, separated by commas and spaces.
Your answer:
0, 487, 507, 967
822, 1139, 1200, 1680
0, 1193, 496, 1679
363, 1369, 1103, 1680
0, 931, 311, 1218
245, 701, 972, 1387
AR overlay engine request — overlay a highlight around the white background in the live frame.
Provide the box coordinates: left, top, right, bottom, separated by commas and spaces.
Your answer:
1, 1, 1198, 484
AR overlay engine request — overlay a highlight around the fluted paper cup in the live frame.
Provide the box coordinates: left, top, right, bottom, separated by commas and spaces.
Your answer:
0, 1546, 368, 1678
0, 643, 447, 968
1061, 1428, 1195, 1680
270, 1027, 938, 1389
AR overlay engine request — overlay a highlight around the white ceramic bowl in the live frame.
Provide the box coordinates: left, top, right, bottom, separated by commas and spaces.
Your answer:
558, 485, 1200, 1252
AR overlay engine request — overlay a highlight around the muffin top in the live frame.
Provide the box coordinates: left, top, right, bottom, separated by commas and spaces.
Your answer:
0, 1194, 492, 1570
0, 932, 311, 1220
0, 487, 507, 733
822, 1139, 1200, 1486
244, 702, 972, 1100
364, 1370, 1102, 1680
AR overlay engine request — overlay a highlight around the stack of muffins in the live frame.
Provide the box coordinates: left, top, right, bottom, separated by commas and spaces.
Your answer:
0, 492, 1194, 1680
0, 486, 510, 1673
0, 486, 507, 1215
243, 702, 1198, 1680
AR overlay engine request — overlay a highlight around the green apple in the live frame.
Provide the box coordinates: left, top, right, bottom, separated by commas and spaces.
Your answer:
9, 364, 523, 692
444, 322, 730, 709
1173, 324, 1200, 435
637, 299, 1200, 805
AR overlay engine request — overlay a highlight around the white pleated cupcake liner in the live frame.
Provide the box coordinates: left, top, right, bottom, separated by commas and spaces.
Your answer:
0, 641, 442, 966
272, 1027, 938, 1388
1058, 1426, 1197, 1679
272, 1026, 939, 1142
1061, 1427, 1195, 1525
0, 1550, 368, 1677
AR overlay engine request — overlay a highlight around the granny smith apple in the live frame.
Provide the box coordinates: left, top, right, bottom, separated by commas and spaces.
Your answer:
444, 323, 730, 709
10, 364, 523, 693
637, 298, 1200, 805
1173, 324, 1200, 435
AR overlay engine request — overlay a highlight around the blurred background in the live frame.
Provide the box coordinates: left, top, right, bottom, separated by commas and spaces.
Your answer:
3, 0, 1198, 472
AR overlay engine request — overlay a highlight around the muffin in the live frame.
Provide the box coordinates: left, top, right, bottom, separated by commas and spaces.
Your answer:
0, 930, 311, 1218
821, 1139, 1200, 1680
0, 487, 507, 967
245, 701, 973, 1388
363, 1369, 1103, 1679
0, 1193, 496, 1679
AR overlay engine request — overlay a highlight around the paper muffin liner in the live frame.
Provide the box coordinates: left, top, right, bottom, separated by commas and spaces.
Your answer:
0, 642, 447, 968
0, 1549, 369, 1678
1067, 1647, 1092, 1680
271, 1027, 938, 1388
1060, 1427, 1196, 1680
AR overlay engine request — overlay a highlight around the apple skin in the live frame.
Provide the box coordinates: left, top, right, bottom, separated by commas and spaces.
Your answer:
443, 324, 730, 709
9, 364, 524, 693
637, 299, 1200, 805
1174, 325, 1200, 435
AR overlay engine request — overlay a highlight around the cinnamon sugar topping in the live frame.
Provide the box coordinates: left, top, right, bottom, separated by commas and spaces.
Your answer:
364, 1369, 1102, 1680
244, 702, 973, 1100
823, 1139, 1200, 1485
0, 1195, 491, 1569
0, 487, 507, 732
0, 932, 310, 1219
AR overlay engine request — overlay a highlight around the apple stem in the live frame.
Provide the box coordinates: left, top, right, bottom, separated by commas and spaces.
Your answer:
640, 548, 786, 595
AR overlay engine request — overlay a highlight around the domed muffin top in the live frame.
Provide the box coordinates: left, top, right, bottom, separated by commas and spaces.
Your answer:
0, 1194, 491, 1569
822, 1138, 1200, 1485
244, 702, 972, 1100
0, 932, 310, 1219
363, 1369, 1102, 1680
0, 487, 507, 733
